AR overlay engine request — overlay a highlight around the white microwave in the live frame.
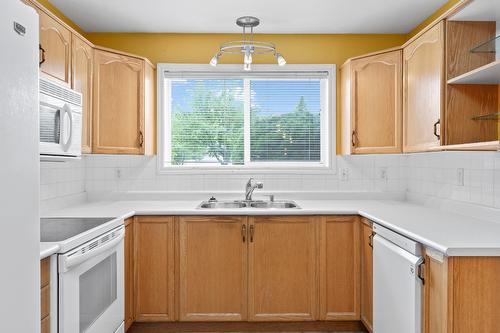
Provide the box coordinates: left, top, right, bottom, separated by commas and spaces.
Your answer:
39, 78, 82, 161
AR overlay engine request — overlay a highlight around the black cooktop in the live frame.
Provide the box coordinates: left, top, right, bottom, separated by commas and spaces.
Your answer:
40, 217, 115, 242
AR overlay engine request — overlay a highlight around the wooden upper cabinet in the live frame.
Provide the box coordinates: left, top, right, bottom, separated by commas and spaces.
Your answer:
319, 216, 360, 321
93, 49, 154, 155
403, 21, 445, 152
360, 219, 373, 333
135, 216, 175, 322
38, 9, 71, 85
349, 50, 402, 154
72, 35, 93, 153
178, 216, 248, 321
248, 216, 318, 321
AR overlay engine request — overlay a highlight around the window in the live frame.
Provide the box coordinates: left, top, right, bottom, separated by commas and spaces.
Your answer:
158, 64, 336, 173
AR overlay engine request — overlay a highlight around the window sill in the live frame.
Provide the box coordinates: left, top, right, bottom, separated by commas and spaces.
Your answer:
156, 165, 337, 175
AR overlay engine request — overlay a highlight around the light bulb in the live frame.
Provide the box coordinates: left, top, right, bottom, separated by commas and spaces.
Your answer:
276, 53, 286, 66
210, 54, 219, 67
244, 52, 252, 64
244, 63, 251, 71
244, 46, 252, 64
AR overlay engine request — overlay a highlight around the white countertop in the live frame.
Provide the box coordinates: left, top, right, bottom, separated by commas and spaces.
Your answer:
40, 198, 500, 259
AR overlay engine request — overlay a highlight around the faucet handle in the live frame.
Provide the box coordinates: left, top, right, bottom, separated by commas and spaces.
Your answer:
256, 182, 264, 189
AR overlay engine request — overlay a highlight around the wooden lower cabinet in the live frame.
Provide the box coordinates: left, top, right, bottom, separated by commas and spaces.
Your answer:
360, 219, 373, 332
423, 251, 500, 333
124, 218, 135, 331
248, 216, 318, 321
135, 216, 175, 322
40, 258, 50, 333
319, 216, 360, 320
178, 216, 248, 321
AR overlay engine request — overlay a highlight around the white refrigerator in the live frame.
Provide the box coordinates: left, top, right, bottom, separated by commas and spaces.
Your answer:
0, 1, 40, 331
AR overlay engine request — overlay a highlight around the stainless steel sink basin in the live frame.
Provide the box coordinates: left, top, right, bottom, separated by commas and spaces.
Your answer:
197, 200, 300, 209
198, 201, 248, 209
249, 201, 300, 209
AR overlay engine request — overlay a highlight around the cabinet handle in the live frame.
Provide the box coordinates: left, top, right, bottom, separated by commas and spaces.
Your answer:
417, 259, 425, 285
241, 224, 247, 243
351, 130, 357, 147
39, 44, 46, 66
249, 225, 255, 243
139, 131, 144, 147
433, 119, 440, 140
368, 232, 374, 248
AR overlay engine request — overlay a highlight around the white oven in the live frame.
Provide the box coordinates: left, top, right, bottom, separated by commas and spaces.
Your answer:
39, 77, 82, 160
58, 226, 125, 333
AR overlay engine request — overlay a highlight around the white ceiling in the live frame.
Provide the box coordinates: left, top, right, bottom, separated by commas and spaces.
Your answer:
49, 0, 449, 34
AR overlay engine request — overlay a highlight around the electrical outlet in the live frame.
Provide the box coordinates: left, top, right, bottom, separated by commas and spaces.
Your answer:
115, 168, 122, 179
457, 168, 464, 186
379, 167, 388, 181
340, 168, 349, 181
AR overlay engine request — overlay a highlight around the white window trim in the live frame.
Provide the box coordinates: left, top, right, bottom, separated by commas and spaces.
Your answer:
156, 63, 336, 175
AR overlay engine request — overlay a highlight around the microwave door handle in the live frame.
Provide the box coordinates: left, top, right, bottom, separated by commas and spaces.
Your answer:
60, 105, 73, 151
62, 229, 124, 271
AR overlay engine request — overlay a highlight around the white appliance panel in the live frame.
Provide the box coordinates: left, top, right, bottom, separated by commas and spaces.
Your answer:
373, 234, 423, 333
0, 1, 39, 331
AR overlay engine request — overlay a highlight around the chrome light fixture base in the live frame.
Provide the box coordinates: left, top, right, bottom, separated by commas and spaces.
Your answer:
210, 16, 286, 70
236, 16, 260, 28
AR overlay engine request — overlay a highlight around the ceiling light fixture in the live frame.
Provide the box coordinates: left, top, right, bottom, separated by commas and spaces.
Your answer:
209, 16, 286, 70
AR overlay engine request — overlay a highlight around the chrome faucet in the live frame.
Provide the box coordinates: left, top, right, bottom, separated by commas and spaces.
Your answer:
245, 178, 263, 201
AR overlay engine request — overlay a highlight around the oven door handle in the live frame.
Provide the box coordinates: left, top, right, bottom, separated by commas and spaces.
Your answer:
63, 228, 124, 271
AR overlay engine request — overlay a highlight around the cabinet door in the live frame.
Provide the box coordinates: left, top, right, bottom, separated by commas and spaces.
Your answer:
403, 22, 445, 152
135, 216, 175, 321
423, 251, 448, 333
248, 216, 318, 321
39, 10, 71, 85
93, 50, 144, 154
72, 35, 93, 153
351, 50, 402, 154
179, 216, 248, 321
319, 216, 360, 320
124, 218, 135, 331
360, 220, 373, 332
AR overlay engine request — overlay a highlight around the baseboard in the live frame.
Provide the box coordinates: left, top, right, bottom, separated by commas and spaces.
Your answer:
128, 321, 368, 333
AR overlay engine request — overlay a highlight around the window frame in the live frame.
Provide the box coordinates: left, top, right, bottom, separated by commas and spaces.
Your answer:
157, 63, 336, 174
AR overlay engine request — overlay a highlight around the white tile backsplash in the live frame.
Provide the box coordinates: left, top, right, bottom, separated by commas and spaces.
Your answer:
81, 154, 405, 195
406, 152, 500, 209
39, 158, 86, 214
39, 151, 500, 211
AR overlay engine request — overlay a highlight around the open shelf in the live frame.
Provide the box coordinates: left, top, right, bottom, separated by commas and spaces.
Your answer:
447, 60, 500, 84
471, 34, 500, 53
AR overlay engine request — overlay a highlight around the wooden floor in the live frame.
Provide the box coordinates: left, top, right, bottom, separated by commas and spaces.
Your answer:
128, 321, 368, 333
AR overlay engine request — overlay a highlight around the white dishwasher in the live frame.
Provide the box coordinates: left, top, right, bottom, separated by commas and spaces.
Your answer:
373, 223, 424, 333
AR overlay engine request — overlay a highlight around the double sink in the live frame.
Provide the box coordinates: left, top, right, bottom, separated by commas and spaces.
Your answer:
198, 178, 300, 210
198, 200, 300, 209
